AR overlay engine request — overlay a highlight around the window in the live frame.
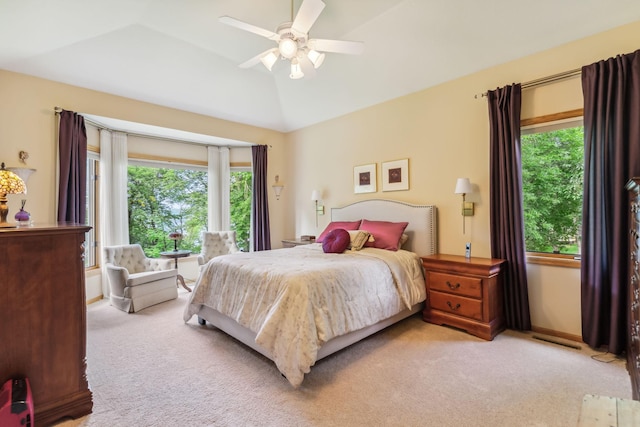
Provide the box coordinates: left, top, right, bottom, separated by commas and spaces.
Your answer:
230, 168, 252, 252
128, 162, 208, 257
127, 162, 253, 256
84, 154, 99, 268
521, 117, 583, 259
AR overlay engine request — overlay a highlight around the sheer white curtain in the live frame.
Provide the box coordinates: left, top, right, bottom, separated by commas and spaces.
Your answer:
207, 146, 230, 231
99, 130, 129, 296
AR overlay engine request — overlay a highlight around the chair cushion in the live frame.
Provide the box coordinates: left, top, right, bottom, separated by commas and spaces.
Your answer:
126, 269, 177, 287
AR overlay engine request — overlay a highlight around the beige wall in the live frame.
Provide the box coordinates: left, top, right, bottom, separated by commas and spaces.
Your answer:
2, 20, 638, 337
285, 21, 640, 338
0, 72, 286, 243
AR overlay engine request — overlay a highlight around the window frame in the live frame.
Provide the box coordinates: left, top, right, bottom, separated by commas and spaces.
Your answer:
85, 150, 99, 270
521, 109, 583, 268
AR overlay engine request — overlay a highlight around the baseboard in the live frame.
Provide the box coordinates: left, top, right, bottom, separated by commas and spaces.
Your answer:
531, 325, 582, 343
86, 295, 104, 305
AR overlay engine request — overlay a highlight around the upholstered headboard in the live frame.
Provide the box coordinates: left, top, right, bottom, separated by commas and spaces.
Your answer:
331, 199, 437, 256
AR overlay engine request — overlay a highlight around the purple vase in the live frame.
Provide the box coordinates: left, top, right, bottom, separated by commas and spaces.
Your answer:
15, 208, 30, 222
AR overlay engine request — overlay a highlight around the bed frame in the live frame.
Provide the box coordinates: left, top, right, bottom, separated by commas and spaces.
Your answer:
195, 199, 437, 365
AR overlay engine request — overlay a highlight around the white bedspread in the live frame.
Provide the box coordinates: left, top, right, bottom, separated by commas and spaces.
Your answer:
183, 244, 425, 387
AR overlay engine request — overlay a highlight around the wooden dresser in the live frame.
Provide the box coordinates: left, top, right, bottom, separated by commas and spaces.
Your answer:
626, 178, 640, 400
422, 254, 506, 340
0, 224, 93, 426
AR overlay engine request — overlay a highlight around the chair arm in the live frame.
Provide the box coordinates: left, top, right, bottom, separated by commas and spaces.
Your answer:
106, 264, 129, 297
197, 254, 206, 266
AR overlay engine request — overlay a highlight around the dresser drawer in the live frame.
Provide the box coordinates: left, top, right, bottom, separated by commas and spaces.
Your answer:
428, 271, 482, 299
430, 291, 483, 321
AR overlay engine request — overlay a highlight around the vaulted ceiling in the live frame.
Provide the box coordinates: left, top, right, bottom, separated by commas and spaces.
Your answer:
1, 1, 638, 133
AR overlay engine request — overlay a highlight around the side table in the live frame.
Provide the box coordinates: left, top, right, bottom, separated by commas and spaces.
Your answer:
421, 254, 506, 340
160, 250, 192, 292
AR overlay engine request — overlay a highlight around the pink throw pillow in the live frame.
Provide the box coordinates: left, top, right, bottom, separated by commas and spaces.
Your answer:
322, 228, 350, 253
359, 219, 409, 251
317, 220, 361, 243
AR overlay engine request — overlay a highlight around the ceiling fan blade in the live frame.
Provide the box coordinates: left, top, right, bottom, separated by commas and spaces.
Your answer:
238, 49, 276, 69
291, 0, 326, 35
219, 16, 280, 41
308, 38, 364, 55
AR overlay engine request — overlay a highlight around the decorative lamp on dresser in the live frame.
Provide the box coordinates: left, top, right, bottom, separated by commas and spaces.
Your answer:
422, 254, 506, 341
0, 224, 93, 426
626, 177, 640, 400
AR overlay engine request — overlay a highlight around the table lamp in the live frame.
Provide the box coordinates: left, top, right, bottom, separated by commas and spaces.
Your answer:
0, 162, 27, 228
168, 231, 183, 251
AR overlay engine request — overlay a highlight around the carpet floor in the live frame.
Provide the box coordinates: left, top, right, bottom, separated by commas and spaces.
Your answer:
56, 289, 631, 426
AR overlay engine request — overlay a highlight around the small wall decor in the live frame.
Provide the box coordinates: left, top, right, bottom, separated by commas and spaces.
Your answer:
353, 163, 377, 194
382, 158, 409, 191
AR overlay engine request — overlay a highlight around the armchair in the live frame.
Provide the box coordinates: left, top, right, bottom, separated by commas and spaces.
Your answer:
104, 244, 178, 313
197, 231, 240, 268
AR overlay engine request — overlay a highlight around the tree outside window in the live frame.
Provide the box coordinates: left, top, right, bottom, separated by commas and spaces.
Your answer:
127, 165, 252, 257
521, 123, 584, 254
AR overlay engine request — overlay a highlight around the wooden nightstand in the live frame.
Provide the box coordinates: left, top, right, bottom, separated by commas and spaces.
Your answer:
421, 254, 506, 340
281, 238, 315, 248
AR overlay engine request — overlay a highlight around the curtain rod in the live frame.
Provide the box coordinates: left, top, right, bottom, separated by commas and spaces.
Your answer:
54, 106, 257, 148
474, 67, 582, 99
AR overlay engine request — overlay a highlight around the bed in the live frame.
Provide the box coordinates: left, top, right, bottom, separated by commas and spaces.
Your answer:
183, 199, 436, 387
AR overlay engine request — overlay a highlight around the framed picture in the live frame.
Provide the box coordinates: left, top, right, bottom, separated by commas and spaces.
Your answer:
382, 158, 409, 192
353, 163, 377, 194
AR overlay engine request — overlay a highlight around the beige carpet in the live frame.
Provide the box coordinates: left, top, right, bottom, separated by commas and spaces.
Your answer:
56, 289, 631, 427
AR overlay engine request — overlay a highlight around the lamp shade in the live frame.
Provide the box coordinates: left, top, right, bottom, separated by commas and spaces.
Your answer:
307, 50, 325, 69
289, 58, 304, 79
260, 49, 279, 71
311, 190, 321, 201
0, 163, 26, 195
454, 178, 473, 195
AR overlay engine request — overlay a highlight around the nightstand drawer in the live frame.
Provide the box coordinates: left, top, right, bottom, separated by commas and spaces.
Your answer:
428, 271, 482, 299
430, 291, 483, 321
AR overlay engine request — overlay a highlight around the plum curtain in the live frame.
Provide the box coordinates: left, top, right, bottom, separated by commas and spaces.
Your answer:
251, 145, 271, 251
57, 110, 87, 223
487, 83, 531, 331
581, 49, 640, 353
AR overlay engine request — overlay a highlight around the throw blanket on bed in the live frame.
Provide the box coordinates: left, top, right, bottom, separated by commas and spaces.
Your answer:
183, 244, 425, 387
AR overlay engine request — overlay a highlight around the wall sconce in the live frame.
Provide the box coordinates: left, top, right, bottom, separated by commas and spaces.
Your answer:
6, 151, 36, 184
310, 189, 325, 227
454, 177, 474, 233
272, 175, 284, 200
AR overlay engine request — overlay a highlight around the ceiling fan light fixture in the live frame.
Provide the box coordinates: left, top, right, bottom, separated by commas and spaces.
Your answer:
260, 50, 279, 71
279, 38, 298, 59
307, 49, 325, 69
289, 58, 304, 79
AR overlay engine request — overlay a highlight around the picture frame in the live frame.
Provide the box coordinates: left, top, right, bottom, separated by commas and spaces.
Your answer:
382, 158, 409, 192
353, 163, 377, 194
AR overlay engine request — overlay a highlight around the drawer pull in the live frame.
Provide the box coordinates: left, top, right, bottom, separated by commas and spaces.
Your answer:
446, 281, 460, 290
446, 301, 461, 311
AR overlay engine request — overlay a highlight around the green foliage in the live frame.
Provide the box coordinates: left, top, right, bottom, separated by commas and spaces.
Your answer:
521, 127, 583, 254
230, 171, 252, 251
127, 165, 252, 256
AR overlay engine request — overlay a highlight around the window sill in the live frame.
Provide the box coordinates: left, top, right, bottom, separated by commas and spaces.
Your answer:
526, 252, 581, 269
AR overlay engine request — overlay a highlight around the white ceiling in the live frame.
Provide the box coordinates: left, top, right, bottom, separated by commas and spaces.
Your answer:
1, 0, 639, 134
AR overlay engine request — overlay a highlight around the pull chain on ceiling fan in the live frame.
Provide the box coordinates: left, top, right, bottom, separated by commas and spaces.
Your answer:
219, 0, 364, 80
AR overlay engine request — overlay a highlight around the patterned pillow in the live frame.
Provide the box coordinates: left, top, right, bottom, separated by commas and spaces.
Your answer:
347, 230, 372, 251
322, 228, 351, 254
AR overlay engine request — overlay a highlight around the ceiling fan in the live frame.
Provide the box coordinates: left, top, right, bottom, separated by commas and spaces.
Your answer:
219, 0, 364, 79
